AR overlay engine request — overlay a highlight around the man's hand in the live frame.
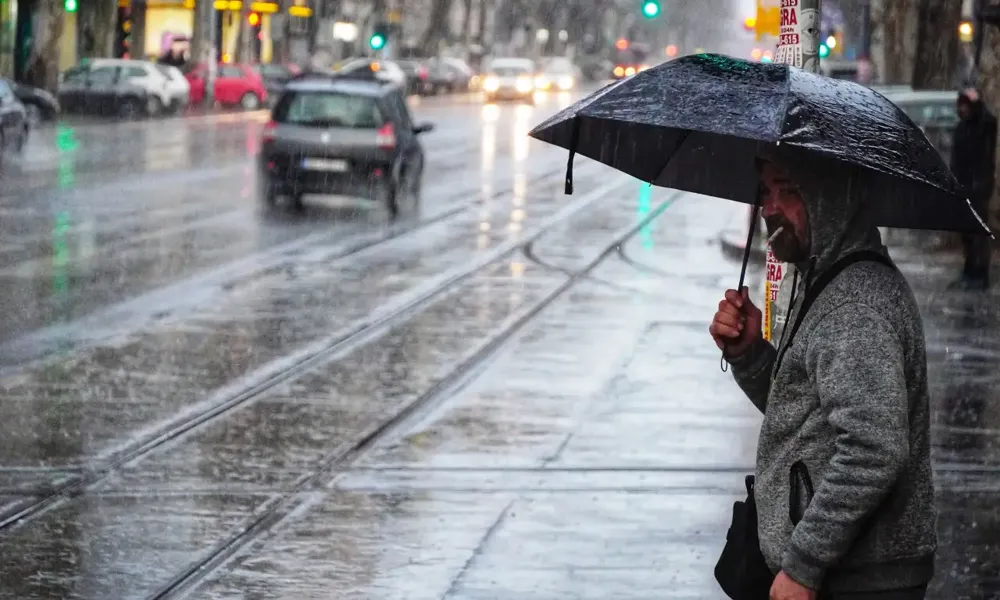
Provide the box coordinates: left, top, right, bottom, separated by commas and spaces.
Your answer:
769, 571, 817, 600
709, 286, 762, 358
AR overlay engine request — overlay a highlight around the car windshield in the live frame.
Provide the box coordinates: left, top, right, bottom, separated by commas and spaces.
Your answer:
543, 58, 574, 73
491, 66, 530, 76
155, 65, 181, 80
274, 91, 383, 128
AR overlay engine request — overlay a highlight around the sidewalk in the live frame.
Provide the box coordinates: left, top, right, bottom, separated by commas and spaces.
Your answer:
140, 191, 997, 599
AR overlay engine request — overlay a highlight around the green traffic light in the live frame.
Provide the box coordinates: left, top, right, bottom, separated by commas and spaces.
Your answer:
818, 43, 829, 58
65, 0, 77, 11
642, 1, 660, 18
369, 34, 385, 49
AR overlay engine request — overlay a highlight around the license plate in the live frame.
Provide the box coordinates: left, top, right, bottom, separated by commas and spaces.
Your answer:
302, 158, 348, 171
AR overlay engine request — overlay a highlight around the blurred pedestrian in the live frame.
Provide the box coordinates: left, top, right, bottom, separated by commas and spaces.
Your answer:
950, 87, 996, 290
709, 150, 936, 600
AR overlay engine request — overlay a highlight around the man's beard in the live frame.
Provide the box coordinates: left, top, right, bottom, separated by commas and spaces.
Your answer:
765, 216, 809, 263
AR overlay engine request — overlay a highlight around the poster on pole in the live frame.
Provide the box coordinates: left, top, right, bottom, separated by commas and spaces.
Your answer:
762, 0, 819, 344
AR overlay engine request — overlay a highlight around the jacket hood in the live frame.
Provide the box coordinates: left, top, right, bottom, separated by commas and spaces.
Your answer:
760, 145, 885, 282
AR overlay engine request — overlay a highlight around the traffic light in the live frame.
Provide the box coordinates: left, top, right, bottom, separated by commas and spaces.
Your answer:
248, 12, 262, 59
641, 0, 660, 18
369, 23, 388, 50
819, 43, 830, 58
65, 0, 77, 11
743, 16, 756, 32
959, 21, 974, 42
115, 7, 132, 58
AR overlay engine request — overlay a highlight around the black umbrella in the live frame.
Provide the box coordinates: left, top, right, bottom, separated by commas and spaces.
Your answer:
530, 53, 991, 236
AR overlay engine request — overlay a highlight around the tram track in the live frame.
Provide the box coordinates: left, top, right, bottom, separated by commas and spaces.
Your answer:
0, 168, 621, 535
146, 186, 681, 600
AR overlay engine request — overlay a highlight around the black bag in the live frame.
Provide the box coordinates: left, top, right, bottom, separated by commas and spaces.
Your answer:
714, 250, 895, 600
715, 475, 774, 600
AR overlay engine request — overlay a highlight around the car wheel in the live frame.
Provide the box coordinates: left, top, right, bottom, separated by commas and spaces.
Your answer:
257, 173, 279, 206
25, 103, 42, 127
147, 96, 163, 117
12, 124, 27, 154
240, 92, 261, 110
408, 169, 423, 213
383, 183, 400, 220
119, 98, 143, 120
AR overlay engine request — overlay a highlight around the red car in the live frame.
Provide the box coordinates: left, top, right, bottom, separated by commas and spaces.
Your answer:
185, 63, 268, 109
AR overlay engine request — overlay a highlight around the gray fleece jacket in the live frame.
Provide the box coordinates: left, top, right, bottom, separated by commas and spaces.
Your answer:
728, 153, 937, 593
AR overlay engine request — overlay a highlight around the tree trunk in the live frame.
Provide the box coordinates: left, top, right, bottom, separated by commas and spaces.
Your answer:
191, 0, 216, 65
976, 24, 1000, 229
873, 0, 917, 84
911, 0, 962, 89
78, 0, 118, 59
461, 0, 473, 45
236, 1, 252, 63
23, 0, 65, 92
419, 0, 455, 56
476, 0, 489, 45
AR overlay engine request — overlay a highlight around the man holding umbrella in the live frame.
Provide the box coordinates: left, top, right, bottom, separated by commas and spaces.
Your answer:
710, 148, 937, 600
528, 52, 992, 600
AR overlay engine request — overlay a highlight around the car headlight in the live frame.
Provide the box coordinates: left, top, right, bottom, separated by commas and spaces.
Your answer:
483, 76, 499, 92
515, 77, 533, 92
558, 76, 574, 90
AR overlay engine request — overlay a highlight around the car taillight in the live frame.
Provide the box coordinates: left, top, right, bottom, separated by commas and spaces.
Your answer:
262, 120, 277, 142
376, 123, 396, 149
418, 66, 428, 80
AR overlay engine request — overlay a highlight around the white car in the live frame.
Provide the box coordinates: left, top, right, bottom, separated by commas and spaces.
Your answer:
154, 64, 192, 113
482, 58, 537, 104
59, 58, 189, 117
336, 58, 407, 88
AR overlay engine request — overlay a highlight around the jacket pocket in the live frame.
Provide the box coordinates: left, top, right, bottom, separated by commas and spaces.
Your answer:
789, 460, 814, 526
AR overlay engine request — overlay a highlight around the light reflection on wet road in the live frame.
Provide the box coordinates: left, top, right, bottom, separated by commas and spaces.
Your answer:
0, 90, 998, 600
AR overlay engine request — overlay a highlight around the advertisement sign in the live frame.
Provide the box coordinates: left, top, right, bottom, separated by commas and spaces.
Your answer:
760, 0, 820, 342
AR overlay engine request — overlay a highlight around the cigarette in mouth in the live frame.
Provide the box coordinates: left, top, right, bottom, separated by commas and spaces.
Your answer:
766, 227, 784, 246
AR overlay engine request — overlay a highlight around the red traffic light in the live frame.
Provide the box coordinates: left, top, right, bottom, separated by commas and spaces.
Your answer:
615, 38, 629, 50
248, 12, 260, 27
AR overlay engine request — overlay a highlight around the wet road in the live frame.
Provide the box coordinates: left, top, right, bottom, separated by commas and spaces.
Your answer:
0, 89, 999, 599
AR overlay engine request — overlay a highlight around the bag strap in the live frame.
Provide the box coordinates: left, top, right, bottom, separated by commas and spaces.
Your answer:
782, 250, 895, 352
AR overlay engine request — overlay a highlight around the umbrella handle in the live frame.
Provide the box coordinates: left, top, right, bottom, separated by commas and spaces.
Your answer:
721, 204, 761, 373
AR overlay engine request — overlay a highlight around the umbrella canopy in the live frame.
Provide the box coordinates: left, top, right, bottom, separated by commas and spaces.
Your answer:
530, 53, 991, 235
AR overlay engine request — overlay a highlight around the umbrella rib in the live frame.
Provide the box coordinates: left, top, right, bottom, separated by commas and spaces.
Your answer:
652, 129, 693, 184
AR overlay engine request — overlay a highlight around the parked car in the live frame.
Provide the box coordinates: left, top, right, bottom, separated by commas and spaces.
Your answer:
424, 57, 475, 94
397, 60, 433, 95
253, 62, 302, 103
185, 63, 268, 109
6, 79, 59, 125
257, 72, 434, 217
0, 78, 29, 157
58, 58, 188, 118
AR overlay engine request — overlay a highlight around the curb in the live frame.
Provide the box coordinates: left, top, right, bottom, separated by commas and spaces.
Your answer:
719, 227, 767, 265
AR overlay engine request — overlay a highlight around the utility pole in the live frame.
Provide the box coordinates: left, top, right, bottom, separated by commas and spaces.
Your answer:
191, 0, 216, 66
131, 0, 147, 60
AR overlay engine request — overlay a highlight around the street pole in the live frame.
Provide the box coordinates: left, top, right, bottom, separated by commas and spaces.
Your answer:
131, 0, 147, 60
